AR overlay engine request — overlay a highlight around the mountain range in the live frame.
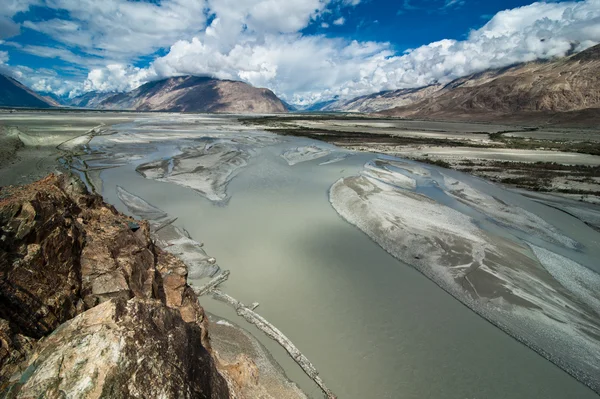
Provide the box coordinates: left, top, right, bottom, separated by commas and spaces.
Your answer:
313, 43, 600, 125
2, 44, 600, 122
377, 43, 600, 124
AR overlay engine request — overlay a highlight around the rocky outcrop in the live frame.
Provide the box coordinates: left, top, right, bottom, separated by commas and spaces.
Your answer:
2, 298, 228, 398
0, 174, 230, 397
94, 76, 288, 114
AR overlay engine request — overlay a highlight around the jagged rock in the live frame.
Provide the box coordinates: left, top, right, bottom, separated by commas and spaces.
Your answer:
0, 174, 229, 396
2, 298, 229, 399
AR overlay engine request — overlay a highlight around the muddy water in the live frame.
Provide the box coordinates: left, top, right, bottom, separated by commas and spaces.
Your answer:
94, 116, 598, 399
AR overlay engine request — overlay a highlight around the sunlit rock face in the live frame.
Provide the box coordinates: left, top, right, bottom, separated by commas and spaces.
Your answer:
0, 174, 229, 397
95, 76, 288, 114
2, 298, 228, 399
329, 159, 600, 394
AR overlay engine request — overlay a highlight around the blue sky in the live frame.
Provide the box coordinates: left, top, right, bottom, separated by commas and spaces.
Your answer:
0, 0, 599, 104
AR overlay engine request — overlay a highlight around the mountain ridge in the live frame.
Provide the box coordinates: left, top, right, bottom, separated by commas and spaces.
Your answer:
309, 44, 600, 125
92, 76, 288, 114
376, 43, 600, 122
0, 74, 55, 109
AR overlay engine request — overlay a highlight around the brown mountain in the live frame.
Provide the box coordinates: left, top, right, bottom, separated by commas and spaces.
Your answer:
378, 44, 600, 125
97, 76, 288, 113
0, 74, 54, 109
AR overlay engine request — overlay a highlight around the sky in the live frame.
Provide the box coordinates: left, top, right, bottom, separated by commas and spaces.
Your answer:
0, 0, 599, 105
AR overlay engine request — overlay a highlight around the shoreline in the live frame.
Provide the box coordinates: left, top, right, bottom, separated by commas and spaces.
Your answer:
242, 115, 600, 205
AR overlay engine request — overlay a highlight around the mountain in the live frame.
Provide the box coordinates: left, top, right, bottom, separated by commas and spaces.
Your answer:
95, 76, 287, 113
36, 91, 63, 107
0, 74, 55, 108
378, 44, 600, 123
300, 98, 341, 112
67, 91, 119, 108
319, 85, 441, 113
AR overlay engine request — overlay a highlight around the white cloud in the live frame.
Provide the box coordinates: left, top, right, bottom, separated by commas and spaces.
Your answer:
19, 45, 93, 66
333, 17, 346, 25
24, 0, 208, 61
0, 17, 21, 39
443, 0, 466, 9
321, 22, 330, 28
83, 64, 155, 94
3, 0, 600, 106
0, 0, 40, 17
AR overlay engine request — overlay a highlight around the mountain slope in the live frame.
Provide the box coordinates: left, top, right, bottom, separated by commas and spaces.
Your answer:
0, 74, 54, 108
379, 44, 600, 122
321, 85, 441, 113
67, 91, 119, 108
97, 76, 287, 113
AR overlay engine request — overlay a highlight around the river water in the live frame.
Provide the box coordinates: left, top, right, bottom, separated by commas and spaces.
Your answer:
84, 115, 599, 399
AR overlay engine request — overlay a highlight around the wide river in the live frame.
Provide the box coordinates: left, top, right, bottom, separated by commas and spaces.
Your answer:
78, 115, 599, 398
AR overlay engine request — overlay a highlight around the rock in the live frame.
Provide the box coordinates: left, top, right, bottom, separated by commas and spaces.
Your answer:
0, 174, 229, 396
2, 298, 229, 399
0, 174, 296, 399
127, 221, 140, 232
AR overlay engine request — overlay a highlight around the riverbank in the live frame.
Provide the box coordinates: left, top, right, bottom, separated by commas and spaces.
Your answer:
0, 111, 310, 399
242, 115, 600, 204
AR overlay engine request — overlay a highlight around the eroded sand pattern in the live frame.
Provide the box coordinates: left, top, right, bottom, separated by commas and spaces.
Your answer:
137, 143, 253, 203
330, 159, 600, 393
281, 145, 332, 165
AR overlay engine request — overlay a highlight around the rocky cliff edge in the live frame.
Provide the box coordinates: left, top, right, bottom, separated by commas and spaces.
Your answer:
0, 174, 268, 398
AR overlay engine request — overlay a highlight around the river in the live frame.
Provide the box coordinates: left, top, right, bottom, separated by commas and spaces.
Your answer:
79, 114, 599, 398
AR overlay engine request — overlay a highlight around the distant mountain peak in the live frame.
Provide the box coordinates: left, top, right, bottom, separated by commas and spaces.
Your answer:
71, 76, 288, 114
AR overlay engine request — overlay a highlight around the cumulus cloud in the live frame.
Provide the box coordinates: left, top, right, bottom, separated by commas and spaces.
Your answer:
83, 0, 600, 104
3, 0, 600, 105
333, 17, 346, 25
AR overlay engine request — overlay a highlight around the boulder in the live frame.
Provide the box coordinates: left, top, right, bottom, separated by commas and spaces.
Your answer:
2, 298, 228, 399
0, 174, 229, 396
